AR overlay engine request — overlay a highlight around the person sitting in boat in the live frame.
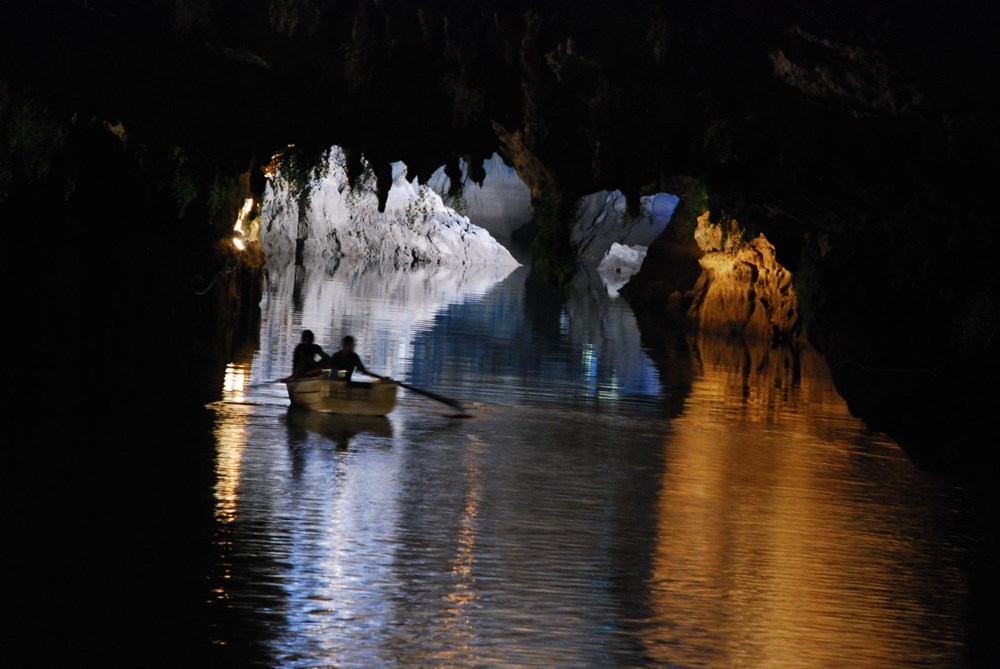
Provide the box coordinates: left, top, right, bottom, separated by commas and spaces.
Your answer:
329, 335, 370, 381
292, 329, 331, 377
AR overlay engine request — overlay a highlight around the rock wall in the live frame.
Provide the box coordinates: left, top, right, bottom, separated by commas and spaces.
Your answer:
689, 214, 798, 339
624, 209, 799, 341
573, 191, 678, 263
262, 147, 518, 268
426, 154, 533, 240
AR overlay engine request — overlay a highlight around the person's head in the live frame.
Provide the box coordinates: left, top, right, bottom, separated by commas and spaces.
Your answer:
302, 330, 314, 344
342, 335, 355, 352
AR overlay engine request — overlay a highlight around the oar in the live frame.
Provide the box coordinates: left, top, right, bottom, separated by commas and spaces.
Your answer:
248, 375, 298, 388
370, 373, 469, 415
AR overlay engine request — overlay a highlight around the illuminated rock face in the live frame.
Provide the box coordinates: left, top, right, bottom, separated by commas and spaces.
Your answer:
261, 147, 518, 268
573, 191, 678, 263
426, 154, 533, 240
625, 210, 799, 341
689, 213, 798, 339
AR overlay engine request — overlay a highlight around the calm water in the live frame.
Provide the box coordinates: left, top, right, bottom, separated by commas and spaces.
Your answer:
206, 256, 982, 667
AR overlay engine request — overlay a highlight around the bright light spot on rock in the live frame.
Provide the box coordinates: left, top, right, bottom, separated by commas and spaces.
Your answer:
231, 197, 257, 252
234, 197, 254, 233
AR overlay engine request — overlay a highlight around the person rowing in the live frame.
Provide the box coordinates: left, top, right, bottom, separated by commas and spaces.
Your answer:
292, 329, 331, 378
284, 332, 468, 415
329, 335, 370, 381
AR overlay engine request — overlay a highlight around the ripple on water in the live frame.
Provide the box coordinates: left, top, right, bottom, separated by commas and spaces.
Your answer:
207, 258, 980, 668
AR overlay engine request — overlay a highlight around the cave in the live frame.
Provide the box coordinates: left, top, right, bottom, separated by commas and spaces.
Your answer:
3, 0, 997, 665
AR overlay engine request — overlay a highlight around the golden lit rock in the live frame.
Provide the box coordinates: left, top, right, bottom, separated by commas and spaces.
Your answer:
687, 212, 798, 339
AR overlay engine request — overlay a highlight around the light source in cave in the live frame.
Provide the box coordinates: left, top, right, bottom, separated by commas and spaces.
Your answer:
231, 197, 257, 251
233, 197, 254, 234
263, 152, 284, 178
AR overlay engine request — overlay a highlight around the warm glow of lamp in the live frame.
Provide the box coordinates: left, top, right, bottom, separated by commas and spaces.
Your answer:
233, 197, 254, 234
231, 197, 255, 252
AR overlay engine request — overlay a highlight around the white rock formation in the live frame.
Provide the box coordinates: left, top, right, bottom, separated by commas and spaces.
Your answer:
426, 153, 533, 239
572, 190, 678, 263
596, 243, 648, 297
261, 147, 519, 268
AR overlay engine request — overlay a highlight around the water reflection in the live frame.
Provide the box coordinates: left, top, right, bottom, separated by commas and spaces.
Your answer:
214, 361, 252, 525
285, 407, 393, 450
642, 337, 972, 668
207, 257, 979, 667
403, 262, 664, 410
252, 259, 518, 386
251, 256, 664, 411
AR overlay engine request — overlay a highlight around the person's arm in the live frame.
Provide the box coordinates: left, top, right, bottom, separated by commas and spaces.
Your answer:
315, 344, 331, 365
354, 352, 369, 376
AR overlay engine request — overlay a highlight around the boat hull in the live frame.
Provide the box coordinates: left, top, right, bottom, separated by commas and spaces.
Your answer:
285, 376, 398, 416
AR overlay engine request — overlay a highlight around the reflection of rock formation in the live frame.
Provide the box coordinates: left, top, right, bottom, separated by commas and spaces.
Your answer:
252, 254, 662, 407
252, 259, 516, 384
563, 264, 662, 398
427, 154, 533, 240
404, 258, 663, 404
262, 147, 518, 267
639, 336, 971, 667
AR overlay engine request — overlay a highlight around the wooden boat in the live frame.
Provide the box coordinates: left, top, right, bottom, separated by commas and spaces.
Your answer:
283, 374, 398, 416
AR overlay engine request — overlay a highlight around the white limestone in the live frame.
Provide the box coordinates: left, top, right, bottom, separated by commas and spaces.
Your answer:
261, 147, 519, 268
597, 243, 648, 297
426, 153, 533, 239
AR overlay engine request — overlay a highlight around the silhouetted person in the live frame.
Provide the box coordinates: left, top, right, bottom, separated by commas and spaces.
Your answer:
292, 329, 330, 377
329, 335, 369, 381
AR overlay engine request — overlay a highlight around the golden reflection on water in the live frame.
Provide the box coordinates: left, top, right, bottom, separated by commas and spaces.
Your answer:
222, 362, 249, 402
644, 338, 966, 668
441, 435, 483, 659
215, 362, 253, 526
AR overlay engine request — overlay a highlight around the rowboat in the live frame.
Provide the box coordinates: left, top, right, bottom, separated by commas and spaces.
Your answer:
283, 374, 398, 416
